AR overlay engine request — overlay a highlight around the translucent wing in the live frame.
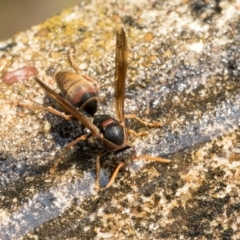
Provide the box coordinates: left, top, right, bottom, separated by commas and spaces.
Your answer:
34, 77, 100, 136
115, 28, 127, 124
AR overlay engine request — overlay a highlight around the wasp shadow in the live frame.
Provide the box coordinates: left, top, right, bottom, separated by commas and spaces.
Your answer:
41, 95, 103, 174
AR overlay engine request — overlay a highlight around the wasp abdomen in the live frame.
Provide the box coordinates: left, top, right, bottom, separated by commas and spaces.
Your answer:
55, 71, 98, 115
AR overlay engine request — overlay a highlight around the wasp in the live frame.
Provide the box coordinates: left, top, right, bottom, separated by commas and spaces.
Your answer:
30, 28, 171, 188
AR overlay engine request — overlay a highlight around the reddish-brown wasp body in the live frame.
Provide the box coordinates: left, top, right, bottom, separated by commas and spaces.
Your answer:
31, 28, 170, 188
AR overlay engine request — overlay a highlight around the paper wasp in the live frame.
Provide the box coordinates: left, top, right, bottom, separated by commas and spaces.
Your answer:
24, 28, 171, 188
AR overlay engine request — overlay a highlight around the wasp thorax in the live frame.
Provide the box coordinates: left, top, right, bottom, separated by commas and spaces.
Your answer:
55, 71, 98, 115
93, 115, 125, 146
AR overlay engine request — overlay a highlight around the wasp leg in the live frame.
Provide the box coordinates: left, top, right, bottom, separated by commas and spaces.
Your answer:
127, 129, 148, 137
95, 150, 108, 190
105, 155, 171, 188
50, 134, 91, 174
132, 155, 171, 163
105, 162, 126, 188
68, 48, 83, 74
68, 48, 99, 91
125, 114, 163, 127
16, 102, 73, 121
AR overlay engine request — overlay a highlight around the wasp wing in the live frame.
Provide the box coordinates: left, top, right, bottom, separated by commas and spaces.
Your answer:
115, 28, 127, 124
34, 77, 100, 136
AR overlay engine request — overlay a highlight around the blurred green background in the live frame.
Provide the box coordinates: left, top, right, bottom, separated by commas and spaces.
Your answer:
0, 0, 81, 40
